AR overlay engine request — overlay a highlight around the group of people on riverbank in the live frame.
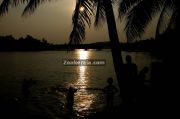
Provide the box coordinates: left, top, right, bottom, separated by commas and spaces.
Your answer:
121, 55, 149, 104
103, 55, 149, 108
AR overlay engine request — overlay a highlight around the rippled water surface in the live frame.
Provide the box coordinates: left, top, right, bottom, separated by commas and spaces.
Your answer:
0, 50, 161, 118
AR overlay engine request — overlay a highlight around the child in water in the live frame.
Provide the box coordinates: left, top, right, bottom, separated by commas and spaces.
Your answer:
103, 77, 118, 109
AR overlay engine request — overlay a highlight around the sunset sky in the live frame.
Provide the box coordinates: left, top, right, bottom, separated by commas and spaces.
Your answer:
0, 0, 156, 44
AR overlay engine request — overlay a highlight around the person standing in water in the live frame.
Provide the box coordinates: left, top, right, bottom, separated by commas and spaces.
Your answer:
66, 86, 77, 112
103, 77, 118, 109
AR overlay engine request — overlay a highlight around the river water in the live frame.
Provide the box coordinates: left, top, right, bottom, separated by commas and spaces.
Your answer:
0, 49, 161, 118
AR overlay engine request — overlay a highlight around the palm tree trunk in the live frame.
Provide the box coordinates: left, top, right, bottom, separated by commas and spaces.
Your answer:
103, 0, 124, 97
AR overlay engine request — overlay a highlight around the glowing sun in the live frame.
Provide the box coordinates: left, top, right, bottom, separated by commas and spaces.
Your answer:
80, 6, 84, 12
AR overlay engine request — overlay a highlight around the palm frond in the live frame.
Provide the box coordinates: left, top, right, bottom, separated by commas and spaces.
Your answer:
156, 0, 176, 37
12, 0, 27, 7
167, 8, 179, 30
69, 0, 94, 44
0, 0, 11, 16
22, 0, 47, 16
94, 0, 106, 27
0, 0, 46, 16
118, 0, 141, 19
124, 0, 163, 42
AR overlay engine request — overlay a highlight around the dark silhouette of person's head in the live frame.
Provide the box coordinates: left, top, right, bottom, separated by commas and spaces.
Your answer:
107, 77, 113, 85
68, 86, 77, 94
126, 55, 132, 63
68, 87, 73, 92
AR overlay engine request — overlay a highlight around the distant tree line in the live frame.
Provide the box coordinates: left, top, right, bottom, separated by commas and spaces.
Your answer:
0, 34, 171, 53
0, 35, 54, 51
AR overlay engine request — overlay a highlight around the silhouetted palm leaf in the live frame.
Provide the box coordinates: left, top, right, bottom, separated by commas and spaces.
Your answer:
0, 0, 49, 16
94, 0, 106, 27
168, 9, 179, 30
0, 0, 29, 16
93, 0, 117, 27
0, 0, 11, 15
120, 0, 178, 41
69, 0, 94, 44
22, 0, 47, 16
119, 0, 141, 19
156, 0, 176, 37
12, 0, 25, 7
125, 0, 162, 41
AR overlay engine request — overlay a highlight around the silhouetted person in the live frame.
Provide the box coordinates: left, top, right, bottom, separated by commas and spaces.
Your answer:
124, 55, 138, 80
123, 55, 138, 103
103, 77, 118, 109
66, 86, 77, 112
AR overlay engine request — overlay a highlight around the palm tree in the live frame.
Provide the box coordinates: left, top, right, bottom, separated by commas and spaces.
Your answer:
119, 0, 179, 41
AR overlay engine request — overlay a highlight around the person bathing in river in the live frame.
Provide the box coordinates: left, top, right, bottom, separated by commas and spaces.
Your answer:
66, 86, 77, 112
103, 77, 118, 109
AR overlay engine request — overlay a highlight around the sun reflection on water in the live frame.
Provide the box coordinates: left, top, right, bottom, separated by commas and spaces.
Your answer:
78, 49, 89, 89
78, 66, 87, 89
73, 49, 95, 113
78, 49, 89, 60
